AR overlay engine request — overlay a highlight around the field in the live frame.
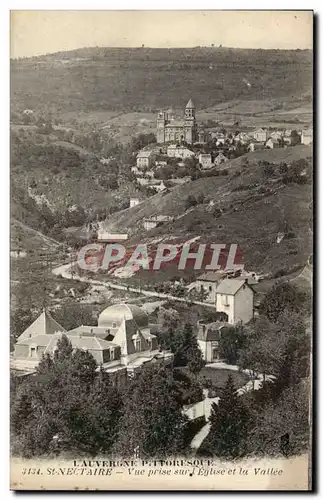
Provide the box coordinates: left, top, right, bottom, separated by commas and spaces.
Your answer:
11, 47, 312, 117
197, 97, 312, 129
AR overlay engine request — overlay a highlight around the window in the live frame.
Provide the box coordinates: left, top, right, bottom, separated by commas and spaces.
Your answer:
112, 322, 116, 328
212, 348, 219, 361
30, 346, 37, 358
221, 294, 229, 306
110, 349, 115, 361
134, 340, 141, 352
209, 285, 212, 292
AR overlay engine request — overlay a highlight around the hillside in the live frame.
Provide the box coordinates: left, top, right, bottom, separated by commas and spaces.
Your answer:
10, 125, 147, 240
102, 145, 313, 278
10, 46, 313, 283
11, 47, 312, 118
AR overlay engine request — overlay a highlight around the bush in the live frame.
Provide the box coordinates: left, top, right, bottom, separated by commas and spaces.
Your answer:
279, 162, 288, 174
185, 195, 197, 210
196, 193, 205, 205
263, 163, 275, 177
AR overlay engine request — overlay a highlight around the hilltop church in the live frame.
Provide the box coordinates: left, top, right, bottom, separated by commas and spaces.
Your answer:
157, 99, 198, 144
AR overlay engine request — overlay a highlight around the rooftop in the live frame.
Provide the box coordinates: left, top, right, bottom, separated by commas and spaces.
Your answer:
197, 271, 224, 283
17, 309, 66, 343
197, 321, 228, 341
216, 279, 253, 296
16, 332, 118, 352
165, 120, 185, 127
98, 303, 149, 329
137, 151, 153, 158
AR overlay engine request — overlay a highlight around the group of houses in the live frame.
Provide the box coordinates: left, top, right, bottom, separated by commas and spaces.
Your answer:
193, 272, 255, 324
192, 272, 256, 363
248, 127, 312, 151
11, 303, 174, 377
131, 100, 313, 187
11, 273, 256, 374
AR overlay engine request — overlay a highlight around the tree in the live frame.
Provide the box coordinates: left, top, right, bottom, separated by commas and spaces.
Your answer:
274, 311, 310, 389
186, 344, 205, 375
53, 302, 96, 331
59, 369, 122, 456
201, 375, 250, 458
173, 369, 203, 405
157, 306, 181, 338
238, 317, 285, 382
243, 382, 310, 457
188, 287, 208, 303
11, 335, 122, 457
113, 366, 188, 458
165, 323, 205, 374
259, 282, 310, 323
219, 323, 247, 365
131, 133, 156, 152
185, 195, 197, 210
263, 163, 275, 177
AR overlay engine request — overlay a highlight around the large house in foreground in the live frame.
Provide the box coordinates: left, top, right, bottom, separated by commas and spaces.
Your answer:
11, 304, 173, 377
192, 274, 255, 325
216, 279, 254, 324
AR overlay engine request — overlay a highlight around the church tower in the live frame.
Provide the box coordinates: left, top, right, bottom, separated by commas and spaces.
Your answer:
184, 99, 196, 144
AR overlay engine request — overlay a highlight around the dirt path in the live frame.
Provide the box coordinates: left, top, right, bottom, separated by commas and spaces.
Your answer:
190, 363, 275, 451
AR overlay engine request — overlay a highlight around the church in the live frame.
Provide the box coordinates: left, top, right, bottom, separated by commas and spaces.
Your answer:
11, 303, 174, 378
157, 99, 198, 144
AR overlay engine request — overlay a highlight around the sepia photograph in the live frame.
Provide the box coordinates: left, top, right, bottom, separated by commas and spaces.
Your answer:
9, 9, 313, 491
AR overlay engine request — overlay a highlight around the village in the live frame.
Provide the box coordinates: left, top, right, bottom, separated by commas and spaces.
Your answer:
124, 99, 313, 197
9, 12, 313, 487
11, 98, 312, 379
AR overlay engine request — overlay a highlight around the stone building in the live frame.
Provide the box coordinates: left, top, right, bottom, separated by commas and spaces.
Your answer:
11, 304, 174, 377
157, 99, 197, 144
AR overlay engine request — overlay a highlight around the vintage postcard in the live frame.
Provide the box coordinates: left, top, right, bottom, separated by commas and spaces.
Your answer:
10, 10, 313, 491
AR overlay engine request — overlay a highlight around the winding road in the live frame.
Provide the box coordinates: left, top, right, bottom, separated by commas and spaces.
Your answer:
52, 261, 217, 308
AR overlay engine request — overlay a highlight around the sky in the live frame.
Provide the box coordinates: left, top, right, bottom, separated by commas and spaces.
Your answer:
10, 10, 313, 58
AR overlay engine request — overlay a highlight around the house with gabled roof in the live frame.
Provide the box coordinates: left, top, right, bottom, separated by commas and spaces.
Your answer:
194, 271, 225, 303
136, 150, 155, 168
253, 128, 268, 143
197, 320, 229, 362
16, 309, 66, 343
213, 152, 228, 166
216, 279, 255, 325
